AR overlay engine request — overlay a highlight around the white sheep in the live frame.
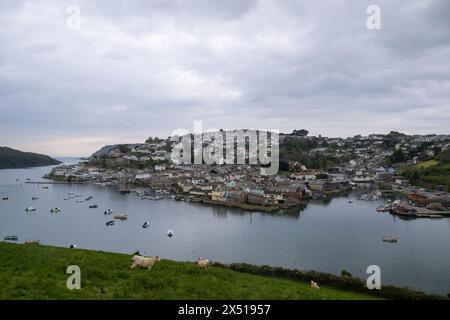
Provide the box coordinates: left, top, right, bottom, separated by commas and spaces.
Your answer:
310, 281, 320, 289
130, 255, 161, 271
197, 257, 212, 269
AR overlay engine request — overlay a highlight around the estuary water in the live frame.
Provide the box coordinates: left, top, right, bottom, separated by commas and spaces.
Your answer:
1, 158, 450, 295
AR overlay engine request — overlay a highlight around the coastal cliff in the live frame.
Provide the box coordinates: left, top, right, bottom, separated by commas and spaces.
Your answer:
0, 147, 61, 169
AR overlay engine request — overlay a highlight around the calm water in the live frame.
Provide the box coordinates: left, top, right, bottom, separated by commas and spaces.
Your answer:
1, 158, 450, 295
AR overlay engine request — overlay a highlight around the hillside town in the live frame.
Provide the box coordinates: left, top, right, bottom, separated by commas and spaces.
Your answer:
46, 130, 450, 217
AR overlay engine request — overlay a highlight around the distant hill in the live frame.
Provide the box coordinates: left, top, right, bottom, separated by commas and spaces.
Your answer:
90, 144, 143, 158
0, 147, 61, 169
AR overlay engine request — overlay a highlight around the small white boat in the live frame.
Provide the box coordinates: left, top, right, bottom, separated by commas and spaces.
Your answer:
104, 209, 113, 215
167, 229, 174, 237
32, 197, 39, 201
383, 236, 398, 243
25, 207, 36, 212
50, 208, 61, 213
143, 222, 150, 229
63, 197, 70, 200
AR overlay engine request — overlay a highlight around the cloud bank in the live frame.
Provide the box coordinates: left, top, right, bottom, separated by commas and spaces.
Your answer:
0, 0, 449, 156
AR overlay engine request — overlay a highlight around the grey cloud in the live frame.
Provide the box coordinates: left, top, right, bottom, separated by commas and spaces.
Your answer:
0, 0, 449, 156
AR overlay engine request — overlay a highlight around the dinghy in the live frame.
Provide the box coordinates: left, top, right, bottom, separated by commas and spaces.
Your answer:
383, 236, 398, 243
114, 214, 128, 221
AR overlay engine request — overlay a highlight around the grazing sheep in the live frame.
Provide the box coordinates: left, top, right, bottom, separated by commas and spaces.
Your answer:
197, 257, 211, 269
130, 255, 161, 271
310, 281, 320, 289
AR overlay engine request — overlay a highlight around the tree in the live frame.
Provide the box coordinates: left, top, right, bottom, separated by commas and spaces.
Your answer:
118, 144, 130, 154
390, 149, 405, 164
292, 129, 309, 137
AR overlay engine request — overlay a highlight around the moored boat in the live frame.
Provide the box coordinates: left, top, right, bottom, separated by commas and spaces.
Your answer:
25, 206, 36, 212
114, 214, 128, 220
383, 236, 398, 243
4, 235, 18, 241
119, 186, 130, 194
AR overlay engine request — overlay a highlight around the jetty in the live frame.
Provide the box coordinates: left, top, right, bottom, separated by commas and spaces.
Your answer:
392, 201, 450, 218
25, 181, 86, 185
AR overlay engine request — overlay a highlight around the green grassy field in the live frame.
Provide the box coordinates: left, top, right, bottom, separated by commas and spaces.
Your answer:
0, 242, 379, 300
401, 151, 450, 191
417, 159, 439, 169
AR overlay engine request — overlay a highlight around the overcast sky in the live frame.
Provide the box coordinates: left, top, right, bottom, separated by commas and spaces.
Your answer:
1, 0, 450, 156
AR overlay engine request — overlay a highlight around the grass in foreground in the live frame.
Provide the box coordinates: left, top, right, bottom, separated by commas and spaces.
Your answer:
0, 242, 378, 300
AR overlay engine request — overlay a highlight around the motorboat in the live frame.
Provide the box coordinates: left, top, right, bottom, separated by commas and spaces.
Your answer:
4, 235, 18, 241
142, 222, 150, 229
167, 229, 174, 237
383, 236, 398, 243
376, 205, 391, 212
50, 208, 62, 213
104, 209, 113, 215
32, 197, 39, 200
89, 205, 98, 209
106, 221, 115, 226
25, 207, 36, 212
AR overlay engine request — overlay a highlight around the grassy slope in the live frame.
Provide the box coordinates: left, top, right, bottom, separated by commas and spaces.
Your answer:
0, 242, 378, 300
402, 161, 450, 191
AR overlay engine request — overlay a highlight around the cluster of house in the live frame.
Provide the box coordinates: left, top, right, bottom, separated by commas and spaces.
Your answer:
89, 140, 172, 166
48, 159, 355, 211
47, 131, 450, 212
